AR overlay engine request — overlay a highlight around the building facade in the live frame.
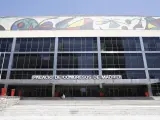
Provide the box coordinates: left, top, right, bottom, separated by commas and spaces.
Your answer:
0, 16, 160, 97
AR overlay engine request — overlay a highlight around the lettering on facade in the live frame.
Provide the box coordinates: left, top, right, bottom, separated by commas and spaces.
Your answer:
31, 75, 122, 80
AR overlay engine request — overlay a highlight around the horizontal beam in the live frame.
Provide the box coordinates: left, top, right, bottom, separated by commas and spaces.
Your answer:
0, 30, 160, 37
0, 79, 159, 85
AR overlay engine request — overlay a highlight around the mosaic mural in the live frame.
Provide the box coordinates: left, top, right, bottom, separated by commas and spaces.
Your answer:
0, 16, 160, 30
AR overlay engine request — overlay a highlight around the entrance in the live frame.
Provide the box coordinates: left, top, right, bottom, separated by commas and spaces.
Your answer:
103, 85, 147, 97
8, 85, 52, 97
55, 85, 148, 97
55, 85, 99, 97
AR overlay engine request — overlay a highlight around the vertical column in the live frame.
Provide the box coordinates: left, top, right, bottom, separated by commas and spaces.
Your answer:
53, 37, 58, 95
6, 37, 16, 80
53, 37, 58, 75
5, 37, 16, 92
97, 37, 102, 88
139, 37, 153, 96
97, 37, 102, 75
52, 84, 55, 97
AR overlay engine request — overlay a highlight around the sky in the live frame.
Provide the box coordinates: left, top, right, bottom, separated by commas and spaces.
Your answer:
0, 0, 159, 16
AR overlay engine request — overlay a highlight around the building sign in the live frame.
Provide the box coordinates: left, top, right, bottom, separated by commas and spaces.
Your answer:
31, 75, 122, 80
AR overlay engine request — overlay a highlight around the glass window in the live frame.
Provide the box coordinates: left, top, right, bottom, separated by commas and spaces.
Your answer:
57, 53, 98, 68
149, 70, 160, 79
12, 53, 54, 69
57, 70, 99, 75
146, 53, 160, 68
143, 37, 160, 51
10, 71, 53, 79
0, 53, 10, 69
0, 71, 7, 79
101, 53, 144, 68
100, 37, 141, 51
102, 70, 146, 79
58, 37, 97, 51
0, 38, 13, 52
151, 83, 160, 96
15, 37, 55, 52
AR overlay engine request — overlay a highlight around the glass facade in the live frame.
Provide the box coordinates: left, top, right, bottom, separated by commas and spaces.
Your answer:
0, 37, 159, 80
0, 36, 159, 97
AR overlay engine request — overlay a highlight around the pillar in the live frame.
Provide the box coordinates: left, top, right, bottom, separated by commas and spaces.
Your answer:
97, 37, 102, 75
148, 84, 153, 96
139, 37, 153, 97
99, 83, 103, 88
52, 84, 55, 97
4, 84, 8, 95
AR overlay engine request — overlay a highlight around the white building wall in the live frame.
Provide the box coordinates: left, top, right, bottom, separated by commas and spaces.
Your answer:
0, 30, 160, 38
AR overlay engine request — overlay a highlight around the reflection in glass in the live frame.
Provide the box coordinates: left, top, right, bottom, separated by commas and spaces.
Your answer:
58, 37, 97, 51
15, 37, 55, 52
0, 38, 12, 52
0, 71, 7, 79
57, 53, 98, 68
146, 53, 160, 68
13, 54, 54, 69
0, 54, 10, 69
149, 70, 160, 79
100, 37, 141, 51
143, 37, 160, 51
101, 53, 144, 68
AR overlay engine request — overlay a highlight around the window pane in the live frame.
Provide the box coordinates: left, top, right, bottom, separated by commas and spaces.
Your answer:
143, 37, 160, 51
149, 70, 160, 79
0, 54, 10, 69
101, 53, 144, 68
0, 71, 7, 79
16, 37, 55, 52
100, 37, 141, 51
58, 37, 97, 51
146, 53, 160, 68
12, 54, 54, 69
57, 53, 98, 68
0, 38, 13, 52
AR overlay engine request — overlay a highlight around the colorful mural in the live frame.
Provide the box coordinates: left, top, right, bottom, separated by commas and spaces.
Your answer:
0, 16, 160, 30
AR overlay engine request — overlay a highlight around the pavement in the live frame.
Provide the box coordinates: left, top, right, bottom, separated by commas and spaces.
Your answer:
0, 97, 160, 118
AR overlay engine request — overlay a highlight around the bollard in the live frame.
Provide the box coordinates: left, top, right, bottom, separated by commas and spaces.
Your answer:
1, 88, 6, 96
11, 89, 15, 96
